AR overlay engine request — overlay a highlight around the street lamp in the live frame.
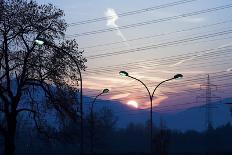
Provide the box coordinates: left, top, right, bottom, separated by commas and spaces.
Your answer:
90, 89, 109, 155
119, 71, 183, 155
34, 39, 45, 45
34, 38, 84, 155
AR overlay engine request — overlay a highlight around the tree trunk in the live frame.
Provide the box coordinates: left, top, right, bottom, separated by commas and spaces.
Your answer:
90, 109, 94, 155
4, 113, 17, 155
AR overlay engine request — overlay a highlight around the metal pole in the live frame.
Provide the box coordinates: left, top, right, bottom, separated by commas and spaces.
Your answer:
80, 76, 83, 155
127, 76, 175, 155
34, 39, 85, 155
127, 75, 153, 155
150, 96, 153, 155
119, 71, 182, 155
90, 105, 94, 155
90, 93, 103, 155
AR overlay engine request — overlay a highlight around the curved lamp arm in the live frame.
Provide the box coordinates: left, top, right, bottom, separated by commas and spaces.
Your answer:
127, 75, 152, 100
90, 88, 109, 110
35, 39, 84, 154
151, 78, 174, 99
151, 74, 183, 99
91, 92, 103, 110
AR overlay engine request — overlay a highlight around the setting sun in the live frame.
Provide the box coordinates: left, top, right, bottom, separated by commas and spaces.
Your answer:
127, 100, 139, 108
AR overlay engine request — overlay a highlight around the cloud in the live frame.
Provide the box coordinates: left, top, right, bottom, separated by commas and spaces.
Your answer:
218, 42, 232, 48
128, 71, 168, 82
226, 67, 232, 72
183, 17, 205, 23
105, 8, 129, 46
160, 70, 205, 74
169, 43, 232, 68
110, 93, 131, 99
139, 96, 168, 109
169, 59, 193, 67
153, 96, 168, 106
87, 76, 126, 83
83, 81, 108, 90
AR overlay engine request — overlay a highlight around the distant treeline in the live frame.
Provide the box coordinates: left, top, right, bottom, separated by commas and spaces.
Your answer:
1, 115, 231, 155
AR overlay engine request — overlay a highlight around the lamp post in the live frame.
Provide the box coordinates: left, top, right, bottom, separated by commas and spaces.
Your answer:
35, 38, 84, 155
90, 89, 109, 155
119, 71, 183, 155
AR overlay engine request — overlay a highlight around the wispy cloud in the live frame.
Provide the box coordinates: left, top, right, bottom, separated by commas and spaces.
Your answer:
153, 96, 168, 106
183, 17, 205, 23
226, 67, 232, 72
140, 96, 168, 109
218, 42, 232, 48
169, 43, 232, 68
160, 70, 205, 74
168, 58, 195, 67
110, 93, 131, 100
87, 76, 127, 83
105, 8, 129, 46
128, 71, 168, 82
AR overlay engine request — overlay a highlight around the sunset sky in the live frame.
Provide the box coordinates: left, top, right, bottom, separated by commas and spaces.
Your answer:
38, 0, 232, 112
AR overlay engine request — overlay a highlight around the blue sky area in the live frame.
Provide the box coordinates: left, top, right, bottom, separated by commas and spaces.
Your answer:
36, 0, 232, 121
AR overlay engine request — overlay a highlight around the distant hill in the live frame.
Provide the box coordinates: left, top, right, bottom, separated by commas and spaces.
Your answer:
89, 97, 232, 132
12, 77, 231, 132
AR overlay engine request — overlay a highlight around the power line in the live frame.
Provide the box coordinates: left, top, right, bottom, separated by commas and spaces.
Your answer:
82, 86, 232, 117
96, 77, 232, 100
82, 50, 232, 95
84, 61, 232, 96
83, 79, 230, 102
90, 82, 232, 116
95, 96, 226, 116
66, 4, 232, 37
85, 45, 232, 72
82, 47, 232, 96
84, 72, 232, 100
86, 30, 232, 59
84, 48, 232, 75
81, 20, 232, 50
84, 28, 232, 55
68, 0, 198, 26
110, 72, 232, 91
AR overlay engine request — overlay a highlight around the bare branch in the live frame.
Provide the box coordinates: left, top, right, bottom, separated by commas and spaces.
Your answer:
16, 108, 36, 114
0, 108, 4, 112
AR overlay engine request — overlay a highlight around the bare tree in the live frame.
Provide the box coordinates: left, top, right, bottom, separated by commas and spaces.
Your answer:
154, 117, 170, 155
89, 107, 117, 153
0, 0, 86, 155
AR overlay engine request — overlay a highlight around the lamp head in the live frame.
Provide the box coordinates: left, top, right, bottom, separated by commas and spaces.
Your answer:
119, 71, 129, 77
102, 88, 109, 94
174, 74, 183, 79
34, 38, 46, 45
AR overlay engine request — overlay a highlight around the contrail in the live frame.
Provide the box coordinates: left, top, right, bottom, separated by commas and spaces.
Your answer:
226, 67, 232, 72
105, 8, 129, 46
170, 42, 232, 67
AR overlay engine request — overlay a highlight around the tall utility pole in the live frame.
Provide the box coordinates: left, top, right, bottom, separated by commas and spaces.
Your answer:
197, 74, 221, 129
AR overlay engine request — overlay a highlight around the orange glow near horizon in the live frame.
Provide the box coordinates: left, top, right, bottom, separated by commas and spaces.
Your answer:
127, 100, 139, 108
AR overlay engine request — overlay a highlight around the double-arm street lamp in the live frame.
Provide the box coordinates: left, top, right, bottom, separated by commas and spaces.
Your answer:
90, 89, 109, 155
35, 38, 84, 155
119, 71, 183, 155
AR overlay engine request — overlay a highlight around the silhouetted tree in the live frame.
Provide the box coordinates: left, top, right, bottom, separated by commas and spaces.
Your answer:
154, 118, 170, 155
0, 0, 86, 155
85, 107, 118, 154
